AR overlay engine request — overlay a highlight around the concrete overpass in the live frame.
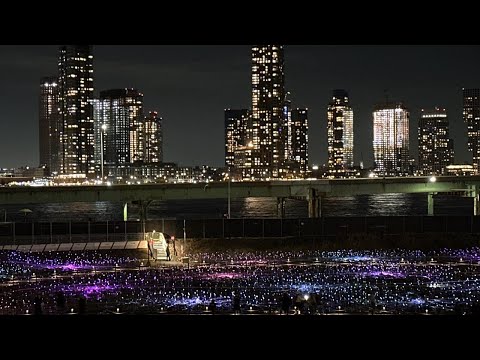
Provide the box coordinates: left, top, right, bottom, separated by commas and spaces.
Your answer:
1, 176, 480, 218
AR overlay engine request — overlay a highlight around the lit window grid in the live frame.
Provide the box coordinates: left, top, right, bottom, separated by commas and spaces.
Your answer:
327, 102, 354, 177
373, 105, 410, 176
57, 46, 94, 177
144, 112, 163, 164
287, 109, 309, 176
463, 89, 480, 174
250, 45, 285, 179
418, 113, 453, 176
39, 77, 60, 174
224, 109, 249, 171
94, 90, 144, 173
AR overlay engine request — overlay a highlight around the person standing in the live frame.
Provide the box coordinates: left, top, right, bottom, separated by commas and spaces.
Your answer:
166, 243, 171, 261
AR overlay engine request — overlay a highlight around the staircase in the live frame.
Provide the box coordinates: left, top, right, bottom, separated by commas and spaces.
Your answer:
148, 232, 169, 261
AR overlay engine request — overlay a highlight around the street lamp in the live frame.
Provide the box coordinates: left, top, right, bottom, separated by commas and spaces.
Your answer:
100, 124, 107, 181
227, 172, 231, 219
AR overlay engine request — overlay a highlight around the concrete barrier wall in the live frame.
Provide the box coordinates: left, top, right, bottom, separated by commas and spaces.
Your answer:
1, 217, 480, 249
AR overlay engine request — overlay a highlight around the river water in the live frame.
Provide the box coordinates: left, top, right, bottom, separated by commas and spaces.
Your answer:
0, 193, 473, 222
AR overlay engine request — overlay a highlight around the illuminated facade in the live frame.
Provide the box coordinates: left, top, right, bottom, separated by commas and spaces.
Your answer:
93, 89, 144, 174
39, 76, 59, 174
418, 107, 453, 175
463, 88, 480, 173
327, 90, 353, 177
248, 45, 285, 180
57, 45, 94, 177
285, 108, 308, 176
224, 109, 249, 171
283, 97, 292, 163
144, 111, 163, 164
373, 103, 410, 176
233, 144, 254, 180
445, 164, 475, 176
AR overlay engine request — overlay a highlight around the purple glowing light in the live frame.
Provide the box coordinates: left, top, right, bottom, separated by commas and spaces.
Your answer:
40, 263, 88, 271
82, 285, 115, 296
213, 273, 241, 279
61, 264, 82, 271
365, 271, 405, 279
294, 284, 319, 293
336, 256, 374, 262
410, 298, 425, 305
204, 272, 243, 280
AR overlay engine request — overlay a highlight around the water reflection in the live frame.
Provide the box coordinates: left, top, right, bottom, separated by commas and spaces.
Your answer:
0, 193, 473, 222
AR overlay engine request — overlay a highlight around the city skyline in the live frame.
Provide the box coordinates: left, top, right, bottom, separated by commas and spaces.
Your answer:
1, 45, 480, 169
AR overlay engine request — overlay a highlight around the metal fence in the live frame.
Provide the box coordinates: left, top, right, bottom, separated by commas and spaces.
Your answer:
0, 216, 479, 246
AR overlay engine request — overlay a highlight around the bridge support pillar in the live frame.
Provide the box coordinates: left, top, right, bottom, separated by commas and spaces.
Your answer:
308, 189, 322, 218
123, 202, 128, 222
138, 200, 153, 222
138, 200, 153, 241
428, 192, 434, 216
473, 187, 480, 216
277, 197, 286, 218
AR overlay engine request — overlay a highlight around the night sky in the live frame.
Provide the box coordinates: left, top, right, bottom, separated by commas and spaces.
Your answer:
1, 45, 479, 169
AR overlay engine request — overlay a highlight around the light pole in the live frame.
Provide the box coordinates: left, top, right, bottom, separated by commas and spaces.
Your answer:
227, 172, 231, 219
100, 124, 107, 181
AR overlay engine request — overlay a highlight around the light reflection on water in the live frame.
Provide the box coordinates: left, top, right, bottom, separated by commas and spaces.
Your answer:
0, 193, 473, 222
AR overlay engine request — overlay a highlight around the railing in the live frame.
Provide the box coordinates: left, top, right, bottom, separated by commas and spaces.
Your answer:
146, 231, 168, 259
1, 216, 480, 246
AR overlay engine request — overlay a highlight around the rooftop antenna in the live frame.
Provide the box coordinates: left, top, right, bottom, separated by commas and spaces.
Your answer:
384, 89, 389, 105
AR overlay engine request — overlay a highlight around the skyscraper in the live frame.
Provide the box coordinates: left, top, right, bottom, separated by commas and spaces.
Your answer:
93, 89, 144, 174
57, 45, 94, 177
463, 88, 480, 173
327, 90, 354, 178
283, 95, 292, 164
373, 102, 410, 176
224, 109, 249, 171
144, 111, 163, 164
248, 45, 285, 180
286, 108, 309, 176
418, 107, 454, 175
38, 76, 59, 174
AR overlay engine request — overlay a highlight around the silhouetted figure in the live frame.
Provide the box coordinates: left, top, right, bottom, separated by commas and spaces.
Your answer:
370, 293, 376, 315
281, 292, 292, 314
34, 295, 42, 315
166, 244, 171, 261
233, 294, 241, 314
56, 291, 66, 312
308, 293, 317, 314
209, 299, 217, 314
294, 293, 303, 312
454, 303, 465, 316
172, 237, 177, 256
471, 304, 480, 315
78, 297, 86, 315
